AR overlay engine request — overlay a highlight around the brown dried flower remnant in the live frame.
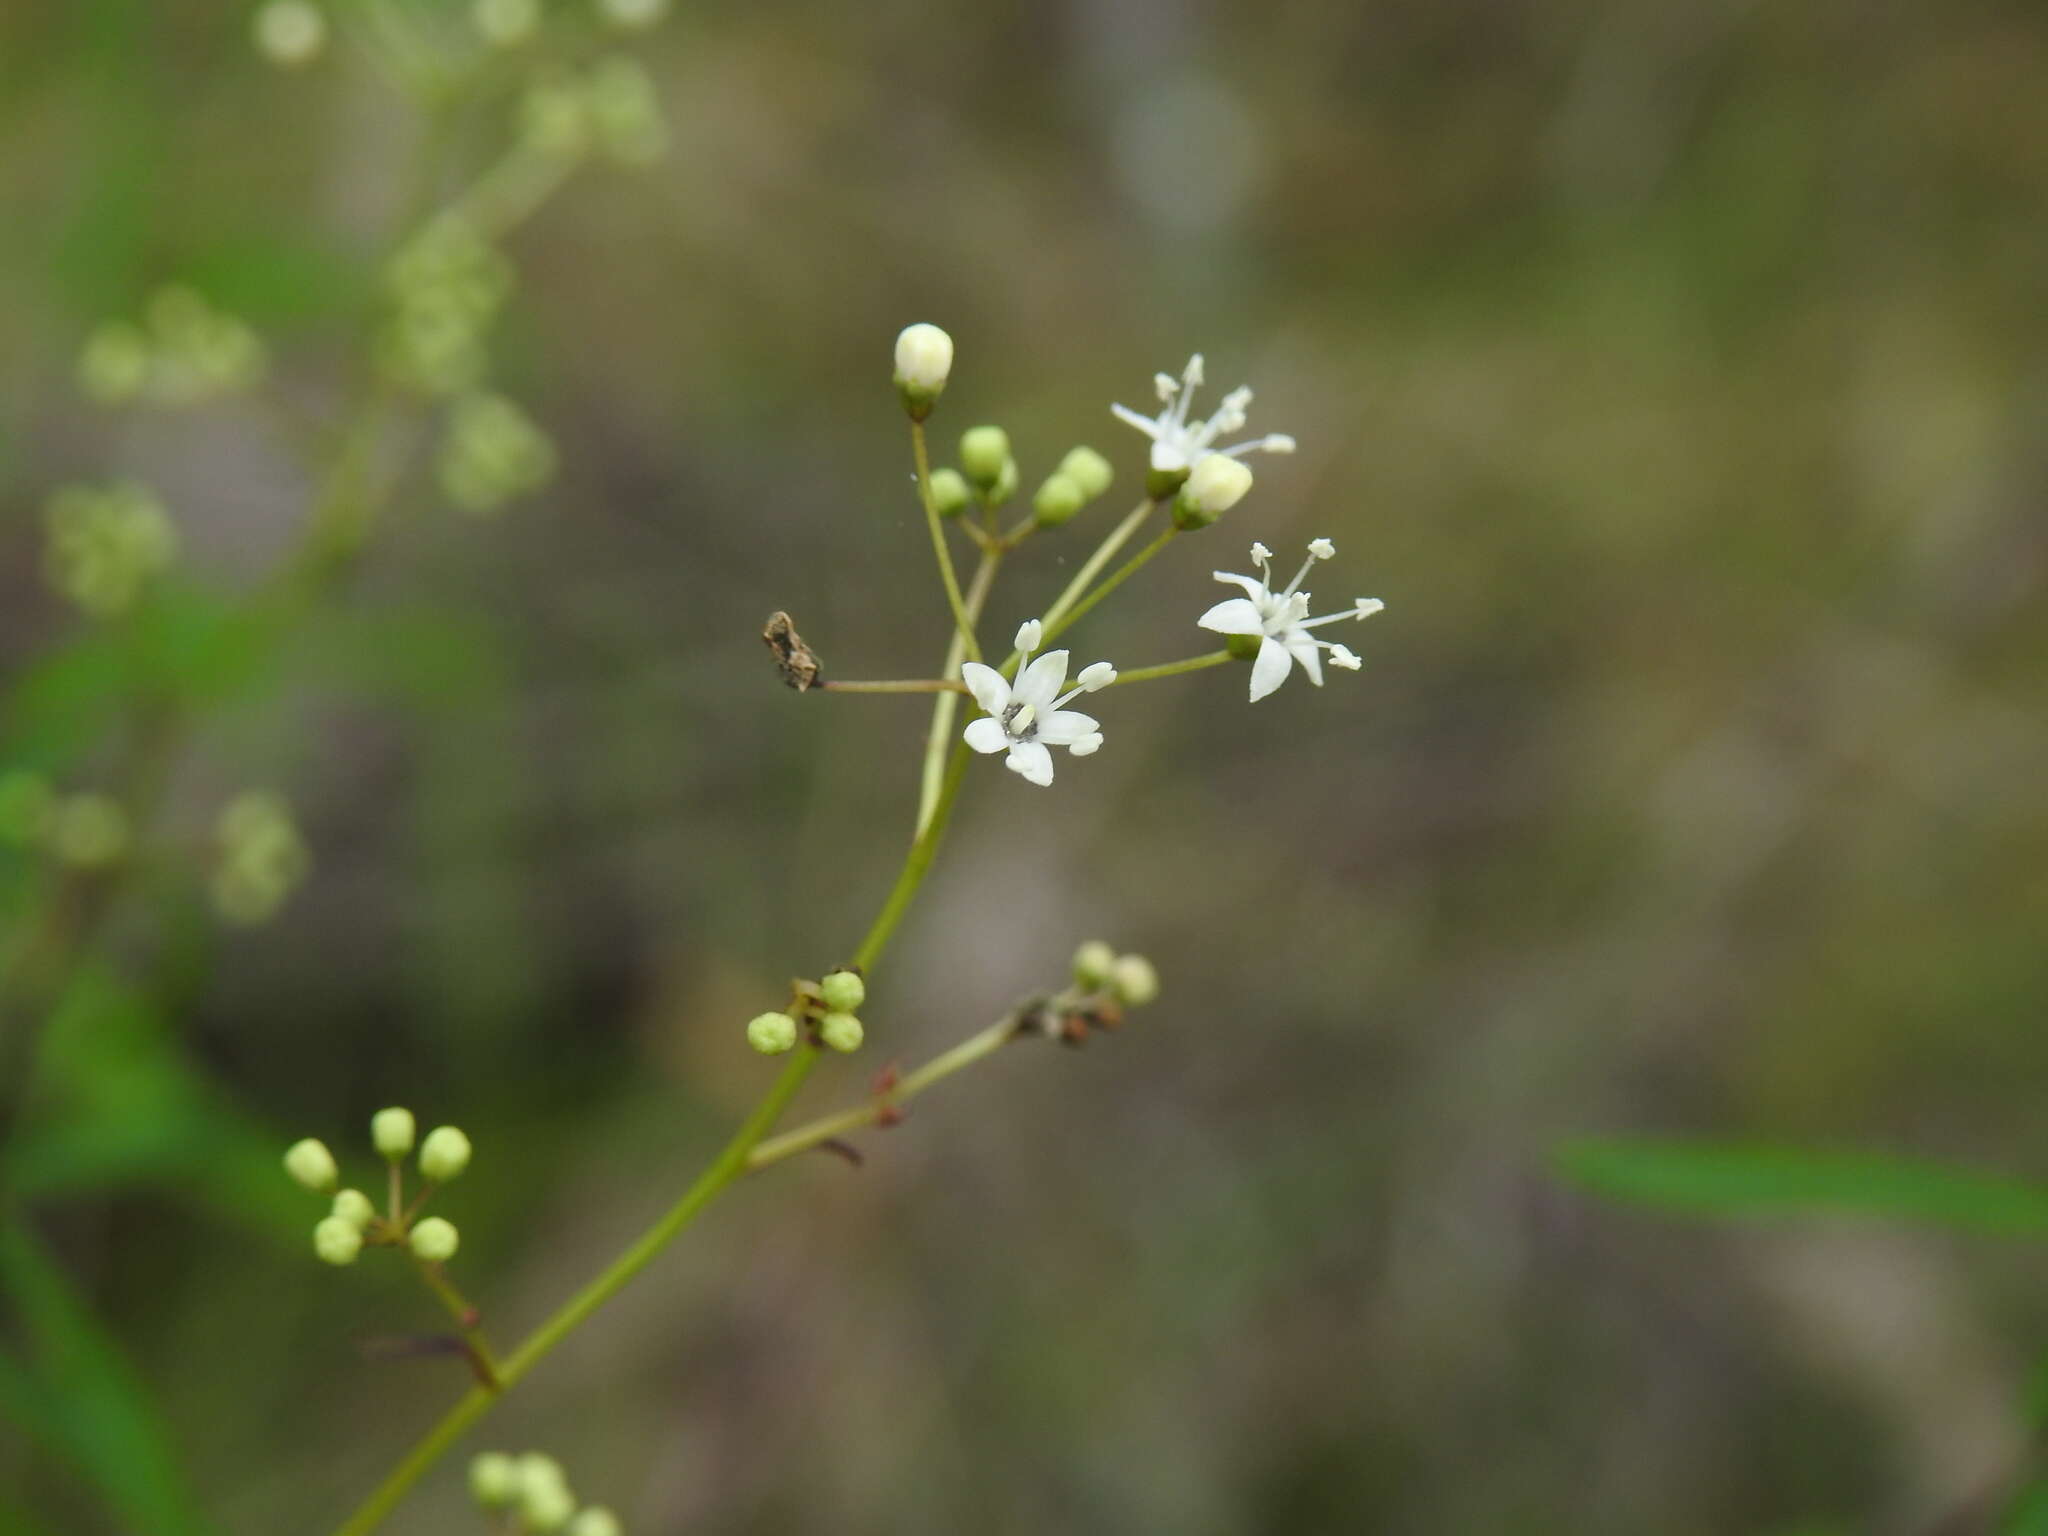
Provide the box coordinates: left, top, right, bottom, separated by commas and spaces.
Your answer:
762, 610, 821, 691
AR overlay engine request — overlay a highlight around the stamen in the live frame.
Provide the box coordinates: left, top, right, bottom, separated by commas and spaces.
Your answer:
1153, 372, 1178, 401
1308, 538, 1335, 560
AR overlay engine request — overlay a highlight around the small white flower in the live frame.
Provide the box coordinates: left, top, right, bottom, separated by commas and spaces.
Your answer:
1197, 539, 1384, 702
894, 323, 954, 394
960, 624, 1112, 786
1112, 353, 1296, 474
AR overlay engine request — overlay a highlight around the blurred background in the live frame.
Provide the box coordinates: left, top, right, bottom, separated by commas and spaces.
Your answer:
3, 0, 2047, 1532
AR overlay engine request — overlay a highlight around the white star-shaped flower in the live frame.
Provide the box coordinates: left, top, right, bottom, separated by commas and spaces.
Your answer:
1111, 353, 1297, 474
1197, 539, 1384, 702
960, 620, 1116, 786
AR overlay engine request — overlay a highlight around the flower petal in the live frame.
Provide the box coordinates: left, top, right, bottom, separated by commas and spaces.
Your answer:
1197, 597, 1266, 636
1005, 740, 1055, 786
1248, 635, 1293, 702
1210, 571, 1268, 600
1037, 709, 1099, 747
963, 717, 1010, 755
1285, 632, 1324, 687
1013, 650, 1069, 710
959, 662, 1009, 716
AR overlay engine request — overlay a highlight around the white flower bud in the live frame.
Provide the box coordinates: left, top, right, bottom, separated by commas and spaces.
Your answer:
253, 0, 327, 67
331, 1188, 376, 1229
569, 1508, 623, 1536
1072, 940, 1116, 988
746, 1011, 799, 1055
420, 1126, 473, 1183
284, 1138, 339, 1192
470, 1452, 521, 1508
410, 1217, 460, 1264
313, 1215, 363, 1266
1013, 619, 1043, 653
818, 1012, 864, 1053
893, 324, 953, 419
371, 1107, 416, 1161
1075, 662, 1117, 692
1172, 453, 1253, 528
958, 426, 1010, 488
819, 971, 866, 1013
1109, 954, 1160, 1008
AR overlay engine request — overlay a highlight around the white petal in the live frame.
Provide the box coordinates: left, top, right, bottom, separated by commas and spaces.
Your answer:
1197, 597, 1266, 636
1248, 635, 1293, 702
1005, 740, 1055, 786
1211, 570, 1268, 600
963, 717, 1010, 755
1150, 441, 1188, 473
1037, 709, 1099, 746
959, 662, 1009, 716
1285, 633, 1324, 687
1013, 649, 1069, 710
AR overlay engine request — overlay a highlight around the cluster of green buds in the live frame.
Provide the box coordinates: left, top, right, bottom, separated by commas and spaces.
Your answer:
379, 216, 516, 397
438, 393, 558, 513
470, 1451, 621, 1535
283, 1109, 473, 1268
76, 287, 263, 408
925, 424, 1115, 532
0, 772, 131, 870
1029, 940, 1160, 1045
747, 968, 867, 1056
520, 57, 669, 166
42, 480, 178, 617
212, 791, 311, 926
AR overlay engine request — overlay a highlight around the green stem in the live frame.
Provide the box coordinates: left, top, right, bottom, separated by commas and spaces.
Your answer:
910, 421, 981, 663
1039, 498, 1155, 635
1043, 527, 1177, 644
746, 1012, 1026, 1170
915, 547, 998, 837
411, 1261, 500, 1388
818, 678, 966, 695
1108, 651, 1233, 687
331, 732, 980, 1536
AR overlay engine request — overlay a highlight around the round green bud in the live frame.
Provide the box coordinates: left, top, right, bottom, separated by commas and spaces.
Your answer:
410, 1217, 460, 1264
253, 0, 327, 68
518, 1455, 576, 1531
958, 426, 1010, 489
986, 456, 1019, 509
569, 1508, 623, 1536
927, 468, 971, 519
819, 971, 866, 1014
371, 1107, 416, 1161
818, 1012, 864, 1053
1224, 631, 1263, 662
746, 1011, 799, 1055
469, 1451, 522, 1508
419, 1126, 472, 1184
1032, 473, 1086, 528
1057, 446, 1115, 501
1072, 940, 1116, 989
471, 0, 540, 47
284, 1137, 339, 1192
78, 322, 152, 404
313, 1215, 363, 1266
1109, 954, 1160, 1008
331, 1188, 376, 1229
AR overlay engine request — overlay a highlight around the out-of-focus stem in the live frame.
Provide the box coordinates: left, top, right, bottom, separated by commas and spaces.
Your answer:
915, 546, 998, 837
910, 421, 981, 664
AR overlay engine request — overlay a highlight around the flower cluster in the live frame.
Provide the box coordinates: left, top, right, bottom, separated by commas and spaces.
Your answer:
379, 216, 516, 397
1198, 539, 1384, 701
748, 967, 869, 1055
213, 792, 312, 926
471, 1451, 621, 1535
961, 621, 1116, 786
42, 480, 178, 617
1111, 352, 1295, 481
76, 286, 265, 408
283, 1109, 473, 1267
520, 58, 669, 166
438, 393, 559, 513
0, 773, 132, 869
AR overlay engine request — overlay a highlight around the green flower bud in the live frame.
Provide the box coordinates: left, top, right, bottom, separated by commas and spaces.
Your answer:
213, 791, 311, 927
746, 1011, 799, 1055
893, 323, 953, 420
410, 1216, 460, 1264
957, 426, 1010, 489
313, 1215, 363, 1265
521, 80, 592, 159
43, 481, 178, 617
331, 1188, 376, 1229
50, 794, 129, 868
77, 321, 151, 404
819, 971, 865, 1014
284, 1138, 339, 1192
253, 0, 327, 68
371, 1107, 416, 1161
438, 393, 557, 515
1032, 472, 1086, 528
472, 0, 540, 46
1171, 453, 1252, 530
570, 1507, 623, 1536
518, 1455, 576, 1531
1071, 940, 1116, 989
420, 1126, 472, 1183
0, 771, 55, 846
927, 468, 971, 518
818, 1012, 864, 1053
598, 0, 669, 28
1057, 446, 1115, 501
986, 456, 1018, 509
1109, 954, 1160, 1008
469, 1451, 522, 1508
586, 56, 668, 166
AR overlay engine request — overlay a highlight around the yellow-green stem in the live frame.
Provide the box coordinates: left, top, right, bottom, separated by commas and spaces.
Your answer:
1044, 526, 1178, 643
1107, 651, 1233, 687
910, 421, 980, 663
819, 678, 966, 695
915, 547, 999, 836
412, 1261, 500, 1388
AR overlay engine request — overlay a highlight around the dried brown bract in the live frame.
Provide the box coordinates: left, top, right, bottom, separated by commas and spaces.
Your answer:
762, 610, 822, 691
